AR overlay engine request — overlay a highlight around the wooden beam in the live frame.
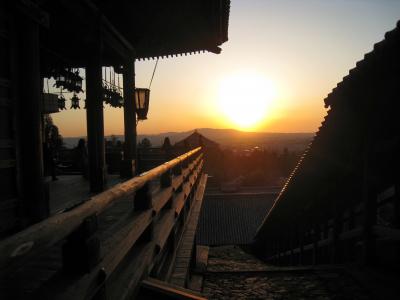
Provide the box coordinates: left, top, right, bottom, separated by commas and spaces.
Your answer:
15, 12, 48, 224
86, 39, 105, 192
82, 0, 134, 58
121, 57, 136, 177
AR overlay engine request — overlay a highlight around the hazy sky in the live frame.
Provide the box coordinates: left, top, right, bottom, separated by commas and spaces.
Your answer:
53, 0, 400, 137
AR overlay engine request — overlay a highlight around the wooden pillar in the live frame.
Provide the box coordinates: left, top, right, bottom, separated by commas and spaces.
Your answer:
86, 42, 105, 193
121, 58, 136, 177
15, 13, 48, 224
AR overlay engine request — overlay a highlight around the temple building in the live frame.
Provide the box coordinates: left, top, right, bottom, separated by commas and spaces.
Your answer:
0, 1, 229, 299
0, 0, 229, 235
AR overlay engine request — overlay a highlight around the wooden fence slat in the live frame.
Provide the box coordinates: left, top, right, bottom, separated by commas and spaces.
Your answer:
154, 211, 176, 254
153, 187, 174, 213
54, 209, 154, 300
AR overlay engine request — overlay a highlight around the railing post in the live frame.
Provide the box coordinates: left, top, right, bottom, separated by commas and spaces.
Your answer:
182, 155, 189, 170
160, 169, 172, 188
62, 214, 100, 275
173, 162, 182, 176
134, 183, 154, 243
134, 183, 152, 211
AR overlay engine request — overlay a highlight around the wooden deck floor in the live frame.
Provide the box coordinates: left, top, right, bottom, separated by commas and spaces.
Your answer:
46, 175, 123, 214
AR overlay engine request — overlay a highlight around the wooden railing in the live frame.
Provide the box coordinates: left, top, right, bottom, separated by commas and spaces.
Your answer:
0, 147, 204, 299
254, 183, 400, 267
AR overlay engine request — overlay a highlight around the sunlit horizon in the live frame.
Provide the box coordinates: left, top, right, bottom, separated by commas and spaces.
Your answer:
51, 0, 400, 138
217, 71, 276, 131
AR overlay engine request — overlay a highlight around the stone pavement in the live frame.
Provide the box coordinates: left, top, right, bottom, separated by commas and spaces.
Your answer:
202, 246, 371, 300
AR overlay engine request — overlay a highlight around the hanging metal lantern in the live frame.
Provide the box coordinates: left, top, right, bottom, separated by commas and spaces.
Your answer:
108, 88, 123, 108
58, 95, 66, 110
71, 70, 83, 93
135, 88, 150, 120
103, 85, 113, 106
53, 68, 83, 93
70, 93, 80, 109
54, 71, 67, 89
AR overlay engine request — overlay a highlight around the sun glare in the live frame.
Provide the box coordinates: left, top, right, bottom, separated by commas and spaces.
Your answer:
218, 72, 276, 130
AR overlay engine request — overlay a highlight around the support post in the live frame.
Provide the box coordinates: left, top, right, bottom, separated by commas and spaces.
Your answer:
86, 41, 105, 193
160, 170, 172, 188
134, 183, 152, 211
121, 58, 136, 177
62, 215, 100, 275
15, 14, 48, 224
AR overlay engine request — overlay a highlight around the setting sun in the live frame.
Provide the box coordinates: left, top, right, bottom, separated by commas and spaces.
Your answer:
218, 72, 276, 130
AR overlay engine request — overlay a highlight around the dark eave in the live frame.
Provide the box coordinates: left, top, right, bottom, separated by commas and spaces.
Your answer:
93, 0, 230, 60
38, 0, 230, 68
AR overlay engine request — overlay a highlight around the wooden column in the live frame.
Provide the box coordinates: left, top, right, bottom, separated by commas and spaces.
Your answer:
15, 14, 48, 224
121, 58, 136, 178
86, 42, 105, 193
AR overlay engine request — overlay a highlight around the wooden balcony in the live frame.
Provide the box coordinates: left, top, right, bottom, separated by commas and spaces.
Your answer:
0, 147, 206, 299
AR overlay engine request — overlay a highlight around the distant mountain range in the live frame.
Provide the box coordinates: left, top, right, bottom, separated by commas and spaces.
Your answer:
62, 128, 314, 152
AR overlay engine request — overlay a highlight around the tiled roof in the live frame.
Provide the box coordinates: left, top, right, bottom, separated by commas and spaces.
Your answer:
197, 193, 276, 245
95, 0, 231, 60
174, 131, 219, 150
254, 20, 400, 244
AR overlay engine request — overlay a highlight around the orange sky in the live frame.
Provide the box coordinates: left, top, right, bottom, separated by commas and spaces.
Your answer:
51, 0, 400, 137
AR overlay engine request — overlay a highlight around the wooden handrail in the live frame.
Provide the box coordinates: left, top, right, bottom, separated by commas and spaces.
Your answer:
141, 278, 207, 300
0, 147, 202, 272
55, 157, 204, 300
